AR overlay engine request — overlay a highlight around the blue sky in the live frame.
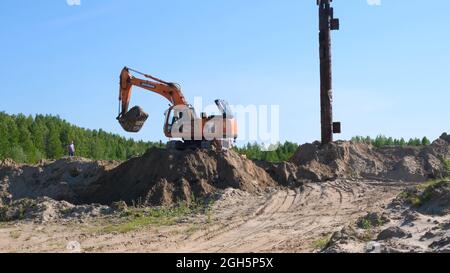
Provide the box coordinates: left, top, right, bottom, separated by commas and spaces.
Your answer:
0, 0, 448, 144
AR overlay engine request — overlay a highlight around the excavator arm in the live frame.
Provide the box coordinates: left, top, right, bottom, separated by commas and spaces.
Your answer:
117, 67, 189, 133
118, 67, 188, 118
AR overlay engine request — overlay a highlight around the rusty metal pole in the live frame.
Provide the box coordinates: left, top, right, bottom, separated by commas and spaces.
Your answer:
318, 0, 340, 145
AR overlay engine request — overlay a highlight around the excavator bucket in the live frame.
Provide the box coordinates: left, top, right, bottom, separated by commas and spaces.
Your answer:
118, 106, 149, 133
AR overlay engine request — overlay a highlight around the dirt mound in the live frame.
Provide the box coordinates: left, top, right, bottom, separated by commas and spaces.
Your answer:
290, 134, 450, 182
0, 158, 119, 204
419, 181, 450, 215
0, 149, 276, 207
0, 197, 114, 223
322, 226, 369, 253
356, 212, 390, 229
376, 226, 410, 241
323, 182, 450, 253
2, 133, 448, 208
254, 161, 301, 186
399, 180, 450, 216
80, 148, 276, 206
440, 133, 450, 144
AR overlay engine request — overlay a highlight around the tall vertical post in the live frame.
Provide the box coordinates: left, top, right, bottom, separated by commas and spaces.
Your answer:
318, 0, 340, 145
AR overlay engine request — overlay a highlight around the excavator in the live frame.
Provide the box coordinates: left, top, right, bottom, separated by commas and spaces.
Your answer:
116, 67, 238, 150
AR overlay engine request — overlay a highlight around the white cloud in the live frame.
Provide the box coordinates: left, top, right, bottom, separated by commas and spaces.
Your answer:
367, 0, 381, 6
66, 0, 81, 6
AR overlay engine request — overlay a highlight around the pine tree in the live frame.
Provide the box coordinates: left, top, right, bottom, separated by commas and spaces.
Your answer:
47, 126, 64, 159
399, 138, 406, 146
421, 137, 431, 146
0, 122, 9, 159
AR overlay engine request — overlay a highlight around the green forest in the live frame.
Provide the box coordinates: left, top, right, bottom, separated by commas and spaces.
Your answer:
0, 112, 300, 164
236, 135, 434, 163
0, 112, 435, 164
0, 112, 161, 163
235, 142, 299, 163
351, 135, 431, 148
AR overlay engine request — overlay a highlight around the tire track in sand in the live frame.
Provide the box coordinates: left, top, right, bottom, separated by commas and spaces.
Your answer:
164, 181, 405, 253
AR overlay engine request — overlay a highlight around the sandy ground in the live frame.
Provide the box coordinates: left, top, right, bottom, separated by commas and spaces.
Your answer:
0, 181, 406, 253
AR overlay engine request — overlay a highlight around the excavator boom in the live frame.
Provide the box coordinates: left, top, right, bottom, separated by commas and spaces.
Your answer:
118, 67, 187, 117
117, 67, 188, 133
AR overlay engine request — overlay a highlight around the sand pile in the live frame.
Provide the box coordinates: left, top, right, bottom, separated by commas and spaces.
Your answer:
2, 133, 449, 208
0, 197, 115, 223
254, 161, 300, 186
399, 180, 450, 216
80, 148, 276, 206
323, 181, 450, 253
289, 133, 450, 182
0, 158, 119, 205
1, 149, 276, 207
418, 181, 450, 216
0, 149, 275, 207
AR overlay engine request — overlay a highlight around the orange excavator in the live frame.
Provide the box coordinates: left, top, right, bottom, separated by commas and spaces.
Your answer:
117, 67, 238, 150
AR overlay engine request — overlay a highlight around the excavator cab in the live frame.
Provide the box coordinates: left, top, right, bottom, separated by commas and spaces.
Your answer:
215, 99, 234, 118
163, 105, 198, 138
164, 106, 179, 135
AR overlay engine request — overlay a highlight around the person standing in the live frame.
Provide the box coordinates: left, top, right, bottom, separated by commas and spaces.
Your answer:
68, 141, 75, 157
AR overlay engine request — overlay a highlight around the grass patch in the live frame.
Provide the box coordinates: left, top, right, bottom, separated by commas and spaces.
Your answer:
361, 231, 375, 242
102, 197, 214, 234
399, 179, 450, 208
83, 246, 97, 253
398, 191, 423, 207
357, 213, 388, 230
311, 234, 332, 250
206, 207, 214, 224
103, 210, 174, 233
359, 219, 373, 230
9, 230, 21, 239
0, 199, 37, 222
355, 221, 377, 242
442, 158, 450, 174
185, 224, 201, 236
0, 206, 7, 221
0, 222, 11, 229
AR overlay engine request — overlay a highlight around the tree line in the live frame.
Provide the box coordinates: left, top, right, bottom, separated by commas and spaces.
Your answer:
236, 134, 434, 163
351, 135, 431, 148
0, 112, 299, 164
0, 112, 162, 163
234, 142, 299, 163
0, 112, 435, 164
